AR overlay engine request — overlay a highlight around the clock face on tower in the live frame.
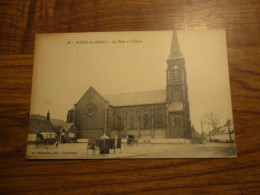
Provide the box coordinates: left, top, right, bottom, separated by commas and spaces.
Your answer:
85, 103, 97, 117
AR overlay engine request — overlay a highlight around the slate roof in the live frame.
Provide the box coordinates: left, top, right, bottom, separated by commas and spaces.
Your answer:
60, 123, 78, 133
54, 126, 62, 133
30, 114, 65, 127
28, 118, 55, 134
104, 89, 166, 106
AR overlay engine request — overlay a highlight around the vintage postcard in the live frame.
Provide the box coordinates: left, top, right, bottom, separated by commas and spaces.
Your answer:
26, 30, 236, 159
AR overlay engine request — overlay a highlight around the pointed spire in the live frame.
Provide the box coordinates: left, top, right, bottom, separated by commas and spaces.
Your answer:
47, 110, 50, 121
169, 31, 182, 59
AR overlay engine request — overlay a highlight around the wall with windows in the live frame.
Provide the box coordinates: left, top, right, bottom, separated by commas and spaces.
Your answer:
111, 104, 166, 131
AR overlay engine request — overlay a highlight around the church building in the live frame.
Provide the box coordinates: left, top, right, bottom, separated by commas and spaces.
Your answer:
66, 31, 192, 139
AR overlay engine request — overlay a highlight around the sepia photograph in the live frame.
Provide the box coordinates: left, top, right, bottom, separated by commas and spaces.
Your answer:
26, 30, 236, 159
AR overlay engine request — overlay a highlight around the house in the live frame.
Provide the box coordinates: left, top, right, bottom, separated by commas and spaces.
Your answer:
59, 123, 78, 143
27, 111, 57, 142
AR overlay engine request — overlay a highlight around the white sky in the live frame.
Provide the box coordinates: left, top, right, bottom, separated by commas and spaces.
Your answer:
30, 30, 233, 132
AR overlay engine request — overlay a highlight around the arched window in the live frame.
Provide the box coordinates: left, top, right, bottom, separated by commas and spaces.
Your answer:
117, 116, 122, 129
143, 114, 148, 128
157, 111, 163, 127
171, 65, 181, 84
130, 114, 134, 129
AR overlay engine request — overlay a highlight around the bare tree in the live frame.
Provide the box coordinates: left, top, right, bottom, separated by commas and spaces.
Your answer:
203, 112, 220, 130
225, 119, 233, 142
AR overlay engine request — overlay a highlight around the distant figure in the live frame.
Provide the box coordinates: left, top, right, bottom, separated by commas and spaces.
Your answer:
128, 134, 134, 139
55, 141, 59, 148
127, 134, 137, 146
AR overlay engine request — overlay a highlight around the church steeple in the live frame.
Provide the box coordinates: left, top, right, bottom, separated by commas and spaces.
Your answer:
166, 31, 186, 104
169, 31, 182, 59
166, 31, 191, 139
47, 110, 50, 121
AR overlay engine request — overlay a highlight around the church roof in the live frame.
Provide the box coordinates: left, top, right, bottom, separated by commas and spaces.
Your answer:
169, 31, 183, 59
28, 118, 55, 134
104, 89, 166, 106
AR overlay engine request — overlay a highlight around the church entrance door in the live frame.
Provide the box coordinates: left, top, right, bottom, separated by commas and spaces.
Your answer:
168, 114, 183, 138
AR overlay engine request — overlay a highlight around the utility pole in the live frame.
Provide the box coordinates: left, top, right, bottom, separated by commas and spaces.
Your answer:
208, 126, 211, 142
104, 104, 108, 137
201, 120, 204, 144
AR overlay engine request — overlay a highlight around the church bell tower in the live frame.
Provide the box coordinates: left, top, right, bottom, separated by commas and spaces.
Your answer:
166, 31, 191, 139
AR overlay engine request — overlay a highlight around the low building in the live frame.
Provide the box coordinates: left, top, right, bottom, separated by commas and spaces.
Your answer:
60, 123, 78, 143
27, 111, 57, 142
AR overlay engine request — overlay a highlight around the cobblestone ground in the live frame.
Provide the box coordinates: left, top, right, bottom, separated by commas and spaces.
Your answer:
26, 142, 236, 159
